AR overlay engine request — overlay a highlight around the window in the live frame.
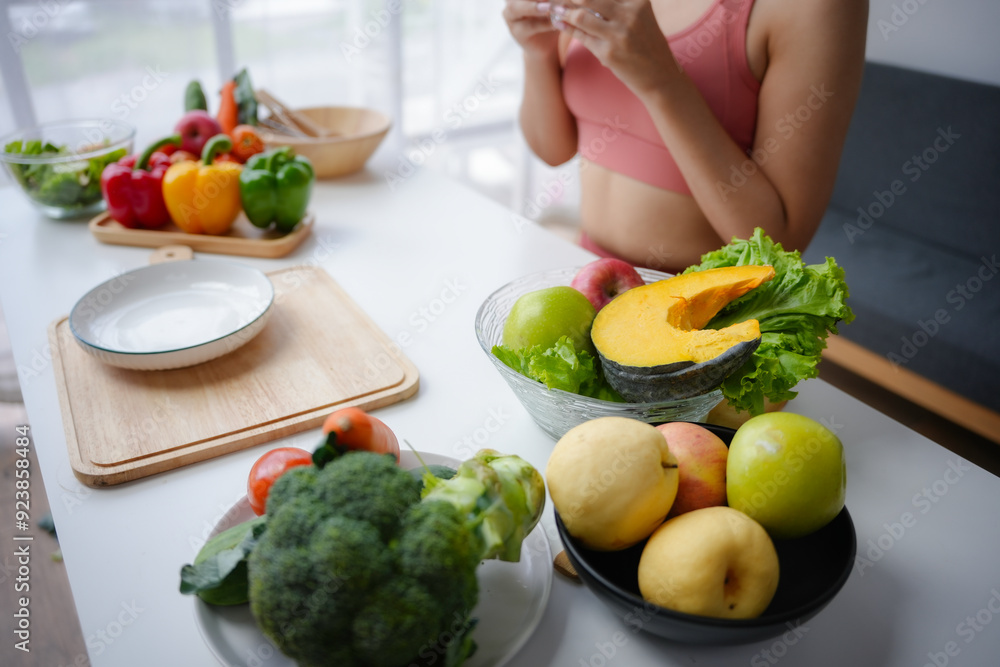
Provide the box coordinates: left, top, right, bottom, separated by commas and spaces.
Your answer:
0, 0, 572, 222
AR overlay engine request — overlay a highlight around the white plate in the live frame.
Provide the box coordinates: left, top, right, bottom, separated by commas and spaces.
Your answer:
194, 451, 553, 667
69, 259, 274, 371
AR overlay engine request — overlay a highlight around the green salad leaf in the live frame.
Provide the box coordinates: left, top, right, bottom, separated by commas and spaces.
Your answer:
4, 138, 125, 208
684, 228, 854, 415
180, 515, 267, 606
492, 336, 624, 402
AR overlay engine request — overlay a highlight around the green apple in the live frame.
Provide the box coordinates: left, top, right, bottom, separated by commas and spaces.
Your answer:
638, 506, 780, 619
726, 412, 846, 539
502, 286, 596, 354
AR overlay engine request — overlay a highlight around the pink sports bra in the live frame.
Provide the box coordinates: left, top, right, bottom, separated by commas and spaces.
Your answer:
562, 0, 760, 195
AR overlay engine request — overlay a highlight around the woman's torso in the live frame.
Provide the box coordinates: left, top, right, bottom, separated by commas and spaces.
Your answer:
563, 0, 770, 271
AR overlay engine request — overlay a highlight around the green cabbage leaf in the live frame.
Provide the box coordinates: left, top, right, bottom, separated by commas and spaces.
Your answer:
684, 228, 854, 415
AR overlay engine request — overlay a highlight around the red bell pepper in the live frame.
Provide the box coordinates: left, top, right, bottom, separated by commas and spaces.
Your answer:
100, 135, 181, 229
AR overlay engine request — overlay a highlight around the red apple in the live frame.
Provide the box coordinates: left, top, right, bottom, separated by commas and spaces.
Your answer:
174, 110, 223, 157
570, 258, 646, 312
656, 422, 729, 518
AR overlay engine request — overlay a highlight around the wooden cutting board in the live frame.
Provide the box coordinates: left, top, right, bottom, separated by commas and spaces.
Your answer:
89, 211, 314, 258
49, 265, 419, 487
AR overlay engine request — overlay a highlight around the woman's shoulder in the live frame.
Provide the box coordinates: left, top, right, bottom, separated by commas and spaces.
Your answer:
752, 0, 868, 39
749, 0, 867, 83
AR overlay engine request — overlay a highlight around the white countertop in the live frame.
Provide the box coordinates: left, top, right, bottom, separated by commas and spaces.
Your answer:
1, 167, 999, 666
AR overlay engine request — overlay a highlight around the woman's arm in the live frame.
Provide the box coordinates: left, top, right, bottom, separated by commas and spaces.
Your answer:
558, 0, 868, 251
503, 1, 579, 166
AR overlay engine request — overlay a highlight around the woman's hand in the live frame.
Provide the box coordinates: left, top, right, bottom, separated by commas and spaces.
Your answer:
553, 0, 680, 97
503, 1, 562, 60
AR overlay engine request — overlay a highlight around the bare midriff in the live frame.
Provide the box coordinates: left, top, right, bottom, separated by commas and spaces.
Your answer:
579, 159, 727, 273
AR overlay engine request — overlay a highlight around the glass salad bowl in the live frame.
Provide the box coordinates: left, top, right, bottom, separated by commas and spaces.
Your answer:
475, 267, 725, 441
0, 118, 134, 218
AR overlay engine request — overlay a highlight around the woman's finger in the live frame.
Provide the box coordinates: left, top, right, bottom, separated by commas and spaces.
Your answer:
519, 16, 561, 36
564, 0, 619, 22
551, 4, 609, 39
505, 0, 553, 21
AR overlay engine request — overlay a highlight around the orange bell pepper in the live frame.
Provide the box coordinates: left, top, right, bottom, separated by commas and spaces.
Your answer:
163, 134, 243, 235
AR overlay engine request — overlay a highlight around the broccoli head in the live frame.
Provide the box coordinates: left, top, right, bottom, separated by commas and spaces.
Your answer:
248, 452, 481, 667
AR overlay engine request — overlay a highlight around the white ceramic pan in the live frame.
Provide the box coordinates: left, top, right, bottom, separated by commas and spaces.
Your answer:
69, 259, 274, 371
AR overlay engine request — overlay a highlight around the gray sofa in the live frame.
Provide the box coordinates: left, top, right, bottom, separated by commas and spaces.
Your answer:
802, 62, 1000, 432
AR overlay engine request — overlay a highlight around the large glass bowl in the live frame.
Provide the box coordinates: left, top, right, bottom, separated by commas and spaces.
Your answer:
0, 119, 135, 219
475, 267, 725, 440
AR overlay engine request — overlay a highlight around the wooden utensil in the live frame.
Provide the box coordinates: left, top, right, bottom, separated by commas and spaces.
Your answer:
255, 89, 333, 138
258, 116, 310, 138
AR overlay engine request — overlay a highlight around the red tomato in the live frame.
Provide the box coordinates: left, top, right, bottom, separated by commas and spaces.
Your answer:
247, 447, 313, 515
230, 124, 265, 163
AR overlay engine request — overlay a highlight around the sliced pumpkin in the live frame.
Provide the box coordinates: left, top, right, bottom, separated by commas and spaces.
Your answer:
592, 265, 775, 401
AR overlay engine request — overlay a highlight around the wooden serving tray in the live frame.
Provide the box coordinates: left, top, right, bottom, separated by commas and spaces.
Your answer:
89, 211, 314, 258
49, 265, 419, 487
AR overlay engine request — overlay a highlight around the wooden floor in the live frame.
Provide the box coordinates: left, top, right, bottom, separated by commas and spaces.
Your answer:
0, 311, 998, 663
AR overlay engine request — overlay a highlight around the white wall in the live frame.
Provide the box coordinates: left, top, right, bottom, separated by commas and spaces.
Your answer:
865, 0, 1000, 86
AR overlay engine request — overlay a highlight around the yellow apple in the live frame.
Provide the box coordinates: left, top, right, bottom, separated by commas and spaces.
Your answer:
638, 506, 780, 619
655, 422, 728, 518
546, 417, 679, 551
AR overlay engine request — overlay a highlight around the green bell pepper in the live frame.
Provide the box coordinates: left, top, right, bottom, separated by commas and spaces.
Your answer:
238, 146, 314, 232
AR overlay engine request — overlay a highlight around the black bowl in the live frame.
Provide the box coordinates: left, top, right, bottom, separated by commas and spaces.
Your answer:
554, 423, 856, 645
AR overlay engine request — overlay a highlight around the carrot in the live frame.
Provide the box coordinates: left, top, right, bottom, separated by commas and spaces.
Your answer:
319, 407, 400, 463
217, 80, 238, 135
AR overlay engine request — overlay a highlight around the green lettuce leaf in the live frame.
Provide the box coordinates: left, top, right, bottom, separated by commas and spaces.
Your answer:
684, 228, 854, 415
492, 336, 624, 402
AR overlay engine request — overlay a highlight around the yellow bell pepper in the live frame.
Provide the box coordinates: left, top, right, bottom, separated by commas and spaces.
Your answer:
163, 134, 243, 235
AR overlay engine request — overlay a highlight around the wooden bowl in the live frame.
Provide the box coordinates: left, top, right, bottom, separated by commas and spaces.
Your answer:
259, 106, 391, 179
